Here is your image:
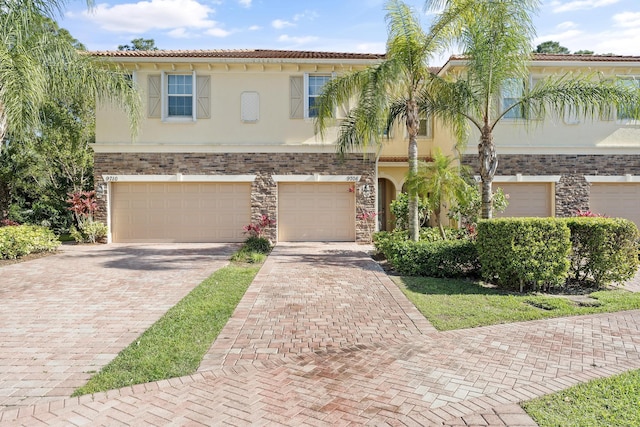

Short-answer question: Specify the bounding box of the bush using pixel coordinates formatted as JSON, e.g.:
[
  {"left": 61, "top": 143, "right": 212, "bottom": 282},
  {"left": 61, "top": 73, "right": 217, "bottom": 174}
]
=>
[
  {"left": 244, "top": 236, "right": 272, "bottom": 254},
  {"left": 0, "top": 225, "right": 60, "bottom": 259},
  {"left": 389, "top": 193, "right": 430, "bottom": 230},
  {"left": 565, "top": 217, "right": 639, "bottom": 287},
  {"left": 373, "top": 231, "right": 479, "bottom": 278},
  {"left": 70, "top": 220, "right": 108, "bottom": 244},
  {"left": 476, "top": 218, "right": 571, "bottom": 292}
]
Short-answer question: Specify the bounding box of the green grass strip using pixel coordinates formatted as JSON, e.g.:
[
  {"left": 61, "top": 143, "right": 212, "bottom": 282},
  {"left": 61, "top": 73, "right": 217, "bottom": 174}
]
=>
[
  {"left": 522, "top": 369, "right": 640, "bottom": 426},
  {"left": 393, "top": 276, "right": 640, "bottom": 331},
  {"left": 74, "top": 264, "right": 259, "bottom": 396}
]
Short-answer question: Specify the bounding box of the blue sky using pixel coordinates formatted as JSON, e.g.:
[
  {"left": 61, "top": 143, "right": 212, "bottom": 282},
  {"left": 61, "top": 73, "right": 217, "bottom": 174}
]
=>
[{"left": 61, "top": 0, "right": 640, "bottom": 64}]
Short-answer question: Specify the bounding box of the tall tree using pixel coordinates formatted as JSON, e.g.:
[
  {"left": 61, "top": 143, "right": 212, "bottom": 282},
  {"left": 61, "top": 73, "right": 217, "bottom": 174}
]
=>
[
  {"left": 535, "top": 40, "right": 569, "bottom": 54},
  {"left": 118, "top": 38, "right": 158, "bottom": 51},
  {"left": 0, "top": 0, "right": 140, "bottom": 145},
  {"left": 422, "top": 0, "right": 640, "bottom": 218},
  {"left": 315, "top": 0, "right": 465, "bottom": 241}
]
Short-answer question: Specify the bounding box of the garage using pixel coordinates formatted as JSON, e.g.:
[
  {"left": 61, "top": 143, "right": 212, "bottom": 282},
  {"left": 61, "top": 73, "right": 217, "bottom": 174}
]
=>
[
  {"left": 110, "top": 182, "right": 251, "bottom": 243},
  {"left": 278, "top": 183, "right": 355, "bottom": 241},
  {"left": 494, "top": 182, "right": 553, "bottom": 218},
  {"left": 589, "top": 184, "right": 640, "bottom": 227}
]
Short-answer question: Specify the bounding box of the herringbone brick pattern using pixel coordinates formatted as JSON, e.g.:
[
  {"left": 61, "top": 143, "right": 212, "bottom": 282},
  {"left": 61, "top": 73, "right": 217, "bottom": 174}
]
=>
[{"left": 1, "top": 243, "right": 639, "bottom": 426}]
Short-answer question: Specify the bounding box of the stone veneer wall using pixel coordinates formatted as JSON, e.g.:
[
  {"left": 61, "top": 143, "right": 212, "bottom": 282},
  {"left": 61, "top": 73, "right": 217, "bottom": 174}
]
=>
[
  {"left": 94, "top": 152, "right": 376, "bottom": 243},
  {"left": 463, "top": 154, "right": 640, "bottom": 217}
]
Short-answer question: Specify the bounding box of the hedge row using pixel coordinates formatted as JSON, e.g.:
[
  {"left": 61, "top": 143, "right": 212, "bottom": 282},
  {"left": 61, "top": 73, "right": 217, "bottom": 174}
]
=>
[
  {"left": 0, "top": 225, "right": 60, "bottom": 259},
  {"left": 375, "top": 217, "right": 639, "bottom": 291}
]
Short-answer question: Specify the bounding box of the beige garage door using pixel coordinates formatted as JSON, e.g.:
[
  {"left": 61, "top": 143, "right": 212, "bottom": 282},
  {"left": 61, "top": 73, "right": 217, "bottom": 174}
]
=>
[
  {"left": 278, "top": 183, "right": 355, "bottom": 241},
  {"left": 590, "top": 184, "right": 640, "bottom": 227},
  {"left": 111, "top": 182, "right": 250, "bottom": 243},
  {"left": 495, "top": 183, "right": 553, "bottom": 218}
]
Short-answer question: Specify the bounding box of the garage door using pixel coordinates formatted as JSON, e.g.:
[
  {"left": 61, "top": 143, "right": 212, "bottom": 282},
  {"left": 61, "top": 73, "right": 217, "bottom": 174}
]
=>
[
  {"left": 278, "top": 183, "right": 355, "bottom": 241},
  {"left": 494, "top": 183, "right": 552, "bottom": 218},
  {"left": 111, "top": 182, "right": 250, "bottom": 243},
  {"left": 590, "top": 184, "right": 640, "bottom": 227}
]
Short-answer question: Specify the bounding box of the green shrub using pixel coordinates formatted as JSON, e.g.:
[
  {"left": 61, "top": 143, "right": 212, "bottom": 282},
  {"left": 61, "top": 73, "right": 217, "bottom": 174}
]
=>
[
  {"left": 476, "top": 218, "right": 571, "bottom": 292},
  {"left": 0, "top": 225, "right": 60, "bottom": 259},
  {"left": 373, "top": 231, "right": 479, "bottom": 278},
  {"left": 70, "top": 220, "right": 108, "bottom": 244},
  {"left": 565, "top": 217, "right": 639, "bottom": 287},
  {"left": 389, "top": 193, "right": 430, "bottom": 230},
  {"left": 244, "top": 236, "right": 272, "bottom": 254}
]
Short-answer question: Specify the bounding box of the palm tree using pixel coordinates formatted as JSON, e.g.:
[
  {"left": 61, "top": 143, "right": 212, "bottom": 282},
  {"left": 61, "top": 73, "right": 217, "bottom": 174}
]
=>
[
  {"left": 407, "top": 148, "right": 468, "bottom": 239},
  {"left": 0, "top": 0, "right": 140, "bottom": 145},
  {"left": 422, "top": 0, "right": 640, "bottom": 218},
  {"left": 315, "top": 0, "right": 466, "bottom": 241}
]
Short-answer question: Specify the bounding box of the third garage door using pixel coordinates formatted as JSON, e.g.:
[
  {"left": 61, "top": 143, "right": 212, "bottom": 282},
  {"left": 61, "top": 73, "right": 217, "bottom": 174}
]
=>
[
  {"left": 494, "top": 183, "right": 553, "bottom": 218},
  {"left": 278, "top": 183, "right": 355, "bottom": 241},
  {"left": 590, "top": 183, "right": 640, "bottom": 227}
]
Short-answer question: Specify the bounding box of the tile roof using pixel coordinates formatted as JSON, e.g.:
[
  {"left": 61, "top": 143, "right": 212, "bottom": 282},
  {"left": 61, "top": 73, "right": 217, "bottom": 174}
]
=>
[
  {"left": 90, "top": 49, "right": 386, "bottom": 60},
  {"left": 448, "top": 53, "right": 640, "bottom": 63}
]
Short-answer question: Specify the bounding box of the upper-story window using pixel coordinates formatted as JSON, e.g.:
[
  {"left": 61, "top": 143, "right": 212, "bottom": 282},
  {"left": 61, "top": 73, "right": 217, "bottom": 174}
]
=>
[
  {"left": 617, "top": 77, "right": 639, "bottom": 124},
  {"left": 417, "top": 116, "right": 432, "bottom": 138},
  {"left": 147, "top": 72, "right": 210, "bottom": 122},
  {"left": 306, "top": 74, "right": 332, "bottom": 118},
  {"left": 167, "top": 74, "right": 193, "bottom": 117},
  {"left": 502, "top": 78, "right": 525, "bottom": 119}
]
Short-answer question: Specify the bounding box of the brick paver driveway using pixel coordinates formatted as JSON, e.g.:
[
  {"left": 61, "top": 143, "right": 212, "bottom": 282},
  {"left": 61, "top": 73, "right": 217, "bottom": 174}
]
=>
[
  {"left": 2, "top": 243, "right": 640, "bottom": 426},
  {"left": 0, "top": 243, "right": 236, "bottom": 410}
]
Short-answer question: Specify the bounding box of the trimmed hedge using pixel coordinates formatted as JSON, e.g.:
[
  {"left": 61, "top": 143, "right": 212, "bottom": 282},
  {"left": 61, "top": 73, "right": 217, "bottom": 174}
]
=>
[
  {"left": 0, "top": 225, "right": 60, "bottom": 259},
  {"left": 476, "top": 218, "right": 571, "bottom": 292},
  {"left": 565, "top": 217, "right": 639, "bottom": 287},
  {"left": 374, "top": 231, "right": 479, "bottom": 278}
]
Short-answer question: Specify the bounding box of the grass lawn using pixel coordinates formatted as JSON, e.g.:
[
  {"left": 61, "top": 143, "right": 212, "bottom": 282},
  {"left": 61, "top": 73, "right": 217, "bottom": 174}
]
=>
[
  {"left": 522, "top": 369, "right": 640, "bottom": 426},
  {"left": 392, "top": 276, "right": 640, "bottom": 331},
  {"left": 73, "top": 264, "right": 260, "bottom": 396}
]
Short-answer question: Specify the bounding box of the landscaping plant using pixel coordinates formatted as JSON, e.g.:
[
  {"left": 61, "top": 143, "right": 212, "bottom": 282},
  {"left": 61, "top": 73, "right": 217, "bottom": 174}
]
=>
[
  {"left": 0, "top": 225, "right": 59, "bottom": 259},
  {"left": 67, "top": 190, "right": 107, "bottom": 243}
]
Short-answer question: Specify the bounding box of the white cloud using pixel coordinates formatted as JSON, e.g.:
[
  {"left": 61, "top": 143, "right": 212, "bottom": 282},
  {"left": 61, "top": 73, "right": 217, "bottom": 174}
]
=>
[
  {"left": 278, "top": 34, "right": 318, "bottom": 45},
  {"left": 238, "top": 0, "right": 251, "bottom": 7},
  {"left": 613, "top": 11, "right": 640, "bottom": 28},
  {"left": 556, "top": 21, "right": 578, "bottom": 30},
  {"left": 167, "top": 28, "right": 189, "bottom": 38},
  {"left": 248, "top": 25, "right": 261, "bottom": 31},
  {"left": 549, "top": 0, "right": 619, "bottom": 13},
  {"left": 355, "top": 42, "right": 386, "bottom": 53},
  {"left": 272, "top": 19, "right": 294, "bottom": 29},
  {"left": 293, "top": 10, "right": 319, "bottom": 22},
  {"left": 205, "top": 27, "right": 231, "bottom": 37},
  {"left": 80, "top": 0, "right": 217, "bottom": 33}
]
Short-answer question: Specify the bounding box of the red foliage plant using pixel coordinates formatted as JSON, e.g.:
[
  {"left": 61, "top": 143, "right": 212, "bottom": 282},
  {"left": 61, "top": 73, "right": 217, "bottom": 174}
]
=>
[
  {"left": 67, "top": 190, "right": 99, "bottom": 223},
  {"left": 574, "top": 209, "right": 608, "bottom": 218},
  {"left": 243, "top": 214, "right": 276, "bottom": 238},
  {"left": 0, "top": 218, "right": 20, "bottom": 227}
]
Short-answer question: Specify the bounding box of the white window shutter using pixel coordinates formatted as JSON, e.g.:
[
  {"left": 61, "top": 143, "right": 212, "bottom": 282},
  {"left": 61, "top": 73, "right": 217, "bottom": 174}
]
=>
[
  {"left": 148, "top": 75, "right": 161, "bottom": 118},
  {"left": 196, "top": 75, "right": 210, "bottom": 119},
  {"left": 290, "top": 75, "right": 303, "bottom": 119}
]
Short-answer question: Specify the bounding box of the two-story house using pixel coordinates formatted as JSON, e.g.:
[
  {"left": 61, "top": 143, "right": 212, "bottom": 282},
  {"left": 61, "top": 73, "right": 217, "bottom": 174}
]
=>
[{"left": 93, "top": 50, "right": 640, "bottom": 244}]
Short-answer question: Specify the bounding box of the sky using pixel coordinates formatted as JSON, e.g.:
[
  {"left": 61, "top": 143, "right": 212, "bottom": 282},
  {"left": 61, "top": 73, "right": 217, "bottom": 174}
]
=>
[{"left": 59, "top": 0, "right": 640, "bottom": 65}]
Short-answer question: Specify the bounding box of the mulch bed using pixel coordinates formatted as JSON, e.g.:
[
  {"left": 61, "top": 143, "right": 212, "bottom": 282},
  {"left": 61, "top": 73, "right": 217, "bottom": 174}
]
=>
[{"left": 0, "top": 251, "right": 57, "bottom": 268}]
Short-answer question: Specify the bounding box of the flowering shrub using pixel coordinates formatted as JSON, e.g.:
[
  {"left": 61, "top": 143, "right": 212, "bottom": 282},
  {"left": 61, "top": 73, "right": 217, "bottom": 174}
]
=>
[
  {"left": 0, "top": 219, "right": 20, "bottom": 227},
  {"left": 574, "top": 210, "right": 607, "bottom": 218},
  {"left": 243, "top": 214, "right": 276, "bottom": 238},
  {"left": 357, "top": 211, "right": 377, "bottom": 220},
  {"left": 67, "top": 190, "right": 106, "bottom": 243}
]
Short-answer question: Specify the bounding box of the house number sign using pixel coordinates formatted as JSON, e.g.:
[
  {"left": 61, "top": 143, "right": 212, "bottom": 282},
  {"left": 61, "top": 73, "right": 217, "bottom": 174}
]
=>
[{"left": 103, "top": 175, "right": 119, "bottom": 182}]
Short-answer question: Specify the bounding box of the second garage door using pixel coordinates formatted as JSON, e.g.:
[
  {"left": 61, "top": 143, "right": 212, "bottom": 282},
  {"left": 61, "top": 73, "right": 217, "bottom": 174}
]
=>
[
  {"left": 278, "top": 183, "right": 355, "bottom": 241},
  {"left": 111, "top": 182, "right": 251, "bottom": 243},
  {"left": 494, "top": 183, "right": 553, "bottom": 218},
  {"left": 590, "top": 183, "right": 640, "bottom": 227}
]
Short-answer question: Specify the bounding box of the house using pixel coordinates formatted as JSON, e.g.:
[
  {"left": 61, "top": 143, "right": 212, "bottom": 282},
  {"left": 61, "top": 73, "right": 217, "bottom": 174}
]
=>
[
  {"left": 93, "top": 50, "right": 640, "bottom": 244},
  {"left": 445, "top": 54, "right": 640, "bottom": 226}
]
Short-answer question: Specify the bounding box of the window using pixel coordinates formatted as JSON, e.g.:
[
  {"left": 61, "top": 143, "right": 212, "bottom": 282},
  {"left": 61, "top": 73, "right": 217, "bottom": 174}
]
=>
[
  {"left": 167, "top": 74, "right": 193, "bottom": 117},
  {"left": 417, "top": 116, "right": 432, "bottom": 138},
  {"left": 617, "top": 77, "right": 640, "bottom": 123},
  {"left": 502, "top": 78, "right": 525, "bottom": 119},
  {"left": 306, "top": 74, "right": 331, "bottom": 118}
]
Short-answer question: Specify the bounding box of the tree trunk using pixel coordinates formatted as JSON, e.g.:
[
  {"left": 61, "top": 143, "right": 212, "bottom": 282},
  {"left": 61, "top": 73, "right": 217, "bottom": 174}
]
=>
[
  {"left": 478, "top": 126, "right": 498, "bottom": 219},
  {"left": 407, "top": 100, "right": 419, "bottom": 241}
]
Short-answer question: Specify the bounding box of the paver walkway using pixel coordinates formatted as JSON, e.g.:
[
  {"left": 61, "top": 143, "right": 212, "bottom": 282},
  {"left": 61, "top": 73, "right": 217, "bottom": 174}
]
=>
[
  {"left": 1, "top": 243, "right": 640, "bottom": 426},
  {"left": 0, "top": 244, "right": 235, "bottom": 410}
]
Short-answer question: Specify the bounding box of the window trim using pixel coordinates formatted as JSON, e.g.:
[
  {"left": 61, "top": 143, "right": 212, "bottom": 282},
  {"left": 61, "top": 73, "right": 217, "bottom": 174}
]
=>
[
  {"left": 501, "top": 77, "right": 526, "bottom": 120},
  {"left": 161, "top": 71, "right": 197, "bottom": 122}
]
